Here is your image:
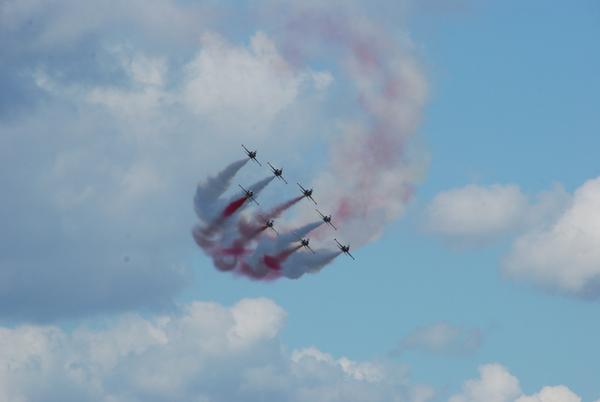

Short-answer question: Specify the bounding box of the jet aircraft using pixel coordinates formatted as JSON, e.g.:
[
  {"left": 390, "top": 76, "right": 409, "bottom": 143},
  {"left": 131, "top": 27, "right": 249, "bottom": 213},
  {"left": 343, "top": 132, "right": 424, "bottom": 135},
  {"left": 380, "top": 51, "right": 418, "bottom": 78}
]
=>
[
  {"left": 316, "top": 209, "right": 337, "bottom": 230},
  {"left": 242, "top": 144, "right": 261, "bottom": 166},
  {"left": 297, "top": 183, "right": 317, "bottom": 205},
  {"left": 300, "top": 238, "right": 315, "bottom": 254},
  {"left": 238, "top": 184, "right": 260, "bottom": 205},
  {"left": 267, "top": 162, "right": 288, "bottom": 184},
  {"left": 265, "top": 219, "right": 278, "bottom": 235},
  {"left": 334, "top": 238, "right": 355, "bottom": 260}
]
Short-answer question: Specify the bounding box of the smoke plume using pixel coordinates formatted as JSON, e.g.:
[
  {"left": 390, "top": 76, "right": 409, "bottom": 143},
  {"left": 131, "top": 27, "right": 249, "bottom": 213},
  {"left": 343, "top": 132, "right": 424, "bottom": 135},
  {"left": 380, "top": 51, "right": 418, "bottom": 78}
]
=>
[
  {"left": 193, "top": 7, "right": 426, "bottom": 278},
  {"left": 282, "top": 8, "right": 427, "bottom": 246},
  {"left": 193, "top": 163, "right": 338, "bottom": 279}
]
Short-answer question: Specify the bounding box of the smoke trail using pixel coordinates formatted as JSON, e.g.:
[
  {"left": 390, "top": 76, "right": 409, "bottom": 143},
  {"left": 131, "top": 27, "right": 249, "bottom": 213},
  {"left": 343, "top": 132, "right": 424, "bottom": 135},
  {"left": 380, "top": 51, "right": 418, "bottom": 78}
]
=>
[
  {"left": 217, "top": 196, "right": 307, "bottom": 272},
  {"left": 222, "top": 197, "right": 247, "bottom": 218},
  {"left": 193, "top": 158, "right": 337, "bottom": 280},
  {"left": 260, "top": 195, "right": 304, "bottom": 221},
  {"left": 193, "top": 6, "right": 427, "bottom": 279},
  {"left": 283, "top": 250, "right": 342, "bottom": 279},
  {"left": 276, "top": 220, "right": 323, "bottom": 246},
  {"left": 199, "top": 175, "right": 277, "bottom": 237},
  {"left": 282, "top": 8, "right": 427, "bottom": 247},
  {"left": 263, "top": 244, "right": 303, "bottom": 271},
  {"left": 240, "top": 220, "right": 325, "bottom": 278},
  {"left": 238, "top": 219, "right": 270, "bottom": 240},
  {"left": 238, "top": 195, "right": 303, "bottom": 239},
  {"left": 248, "top": 175, "right": 276, "bottom": 195},
  {"left": 194, "top": 158, "right": 249, "bottom": 222},
  {"left": 219, "top": 176, "right": 275, "bottom": 217}
]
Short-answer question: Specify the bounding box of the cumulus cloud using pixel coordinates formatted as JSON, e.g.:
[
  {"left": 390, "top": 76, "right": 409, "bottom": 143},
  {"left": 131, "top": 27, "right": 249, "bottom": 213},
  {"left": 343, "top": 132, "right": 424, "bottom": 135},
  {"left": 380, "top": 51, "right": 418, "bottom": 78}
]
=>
[
  {"left": 0, "top": 0, "right": 211, "bottom": 48},
  {"left": 424, "top": 185, "right": 529, "bottom": 244},
  {"left": 448, "top": 364, "right": 521, "bottom": 402},
  {"left": 515, "top": 385, "right": 581, "bottom": 402},
  {"left": 2, "top": 0, "right": 429, "bottom": 319},
  {"left": 423, "top": 184, "right": 570, "bottom": 246},
  {"left": 424, "top": 179, "right": 600, "bottom": 300},
  {"left": 449, "top": 364, "right": 582, "bottom": 402},
  {"left": 181, "top": 32, "right": 316, "bottom": 133},
  {"left": 393, "top": 322, "right": 482, "bottom": 357},
  {"left": 0, "top": 298, "right": 432, "bottom": 402},
  {"left": 503, "top": 176, "right": 600, "bottom": 299},
  {"left": 0, "top": 0, "right": 216, "bottom": 119},
  {"left": 0, "top": 1, "right": 333, "bottom": 320}
]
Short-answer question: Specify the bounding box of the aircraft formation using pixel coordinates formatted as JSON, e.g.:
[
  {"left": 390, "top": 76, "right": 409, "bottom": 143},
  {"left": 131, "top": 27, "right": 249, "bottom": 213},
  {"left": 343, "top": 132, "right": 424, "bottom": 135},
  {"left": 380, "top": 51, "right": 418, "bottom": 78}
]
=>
[{"left": 242, "top": 144, "right": 355, "bottom": 261}]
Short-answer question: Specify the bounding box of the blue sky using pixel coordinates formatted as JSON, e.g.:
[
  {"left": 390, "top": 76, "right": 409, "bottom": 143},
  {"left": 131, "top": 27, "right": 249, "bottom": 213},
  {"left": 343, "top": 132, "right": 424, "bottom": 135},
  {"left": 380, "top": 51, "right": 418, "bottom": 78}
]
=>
[{"left": 1, "top": 1, "right": 599, "bottom": 401}]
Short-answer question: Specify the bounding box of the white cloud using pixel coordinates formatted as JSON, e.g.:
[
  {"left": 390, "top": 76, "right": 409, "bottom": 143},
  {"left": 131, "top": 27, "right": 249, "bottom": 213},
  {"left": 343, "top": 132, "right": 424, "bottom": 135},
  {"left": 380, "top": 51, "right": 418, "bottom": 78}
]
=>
[
  {"left": 503, "top": 177, "right": 600, "bottom": 298},
  {"left": 423, "top": 183, "right": 571, "bottom": 246},
  {"left": 292, "top": 347, "right": 386, "bottom": 383},
  {"left": 0, "top": 298, "right": 431, "bottom": 402},
  {"left": 181, "top": 32, "right": 311, "bottom": 134},
  {"left": 449, "top": 364, "right": 582, "bottom": 402},
  {"left": 310, "top": 71, "right": 334, "bottom": 90},
  {"left": 423, "top": 179, "right": 600, "bottom": 299},
  {"left": 515, "top": 385, "right": 581, "bottom": 402},
  {"left": 0, "top": 21, "right": 333, "bottom": 320},
  {"left": 80, "top": 31, "right": 311, "bottom": 131},
  {"left": 124, "top": 53, "right": 167, "bottom": 87},
  {"left": 1, "top": 0, "right": 432, "bottom": 319},
  {"left": 38, "top": 30, "right": 330, "bottom": 144},
  {"left": 423, "top": 184, "right": 529, "bottom": 244},
  {"left": 395, "top": 322, "right": 482, "bottom": 356},
  {"left": 227, "top": 298, "right": 286, "bottom": 346},
  {"left": 448, "top": 364, "right": 521, "bottom": 402},
  {"left": 0, "top": 0, "right": 213, "bottom": 49}
]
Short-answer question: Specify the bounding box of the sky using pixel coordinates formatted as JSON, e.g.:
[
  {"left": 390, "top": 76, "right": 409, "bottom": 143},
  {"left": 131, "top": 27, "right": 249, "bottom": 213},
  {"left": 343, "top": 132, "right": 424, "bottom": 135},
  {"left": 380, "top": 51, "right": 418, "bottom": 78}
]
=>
[{"left": 1, "top": 0, "right": 599, "bottom": 401}]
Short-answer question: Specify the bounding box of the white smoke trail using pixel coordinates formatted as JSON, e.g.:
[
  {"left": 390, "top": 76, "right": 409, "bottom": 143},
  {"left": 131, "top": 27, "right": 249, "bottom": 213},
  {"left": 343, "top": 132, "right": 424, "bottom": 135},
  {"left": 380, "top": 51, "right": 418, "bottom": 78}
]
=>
[
  {"left": 283, "top": 250, "right": 341, "bottom": 279},
  {"left": 194, "top": 158, "right": 249, "bottom": 222}
]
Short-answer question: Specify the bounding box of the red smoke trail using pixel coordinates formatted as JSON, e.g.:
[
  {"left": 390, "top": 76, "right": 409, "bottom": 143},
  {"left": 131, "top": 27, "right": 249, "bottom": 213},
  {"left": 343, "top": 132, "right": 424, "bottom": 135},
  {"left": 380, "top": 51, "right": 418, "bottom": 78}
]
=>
[
  {"left": 260, "top": 195, "right": 304, "bottom": 221},
  {"left": 197, "top": 196, "right": 250, "bottom": 239},
  {"left": 237, "top": 261, "right": 282, "bottom": 281},
  {"left": 263, "top": 244, "right": 303, "bottom": 271},
  {"left": 238, "top": 219, "right": 267, "bottom": 239},
  {"left": 238, "top": 195, "right": 303, "bottom": 239},
  {"left": 279, "top": 9, "right": 426, "bottom": 246},
  {"left": 218, "top": 241, "right": 249, "bottom": 257},
  {"left": 222, "top": 196, "right": 247, "bottom": 218}
]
